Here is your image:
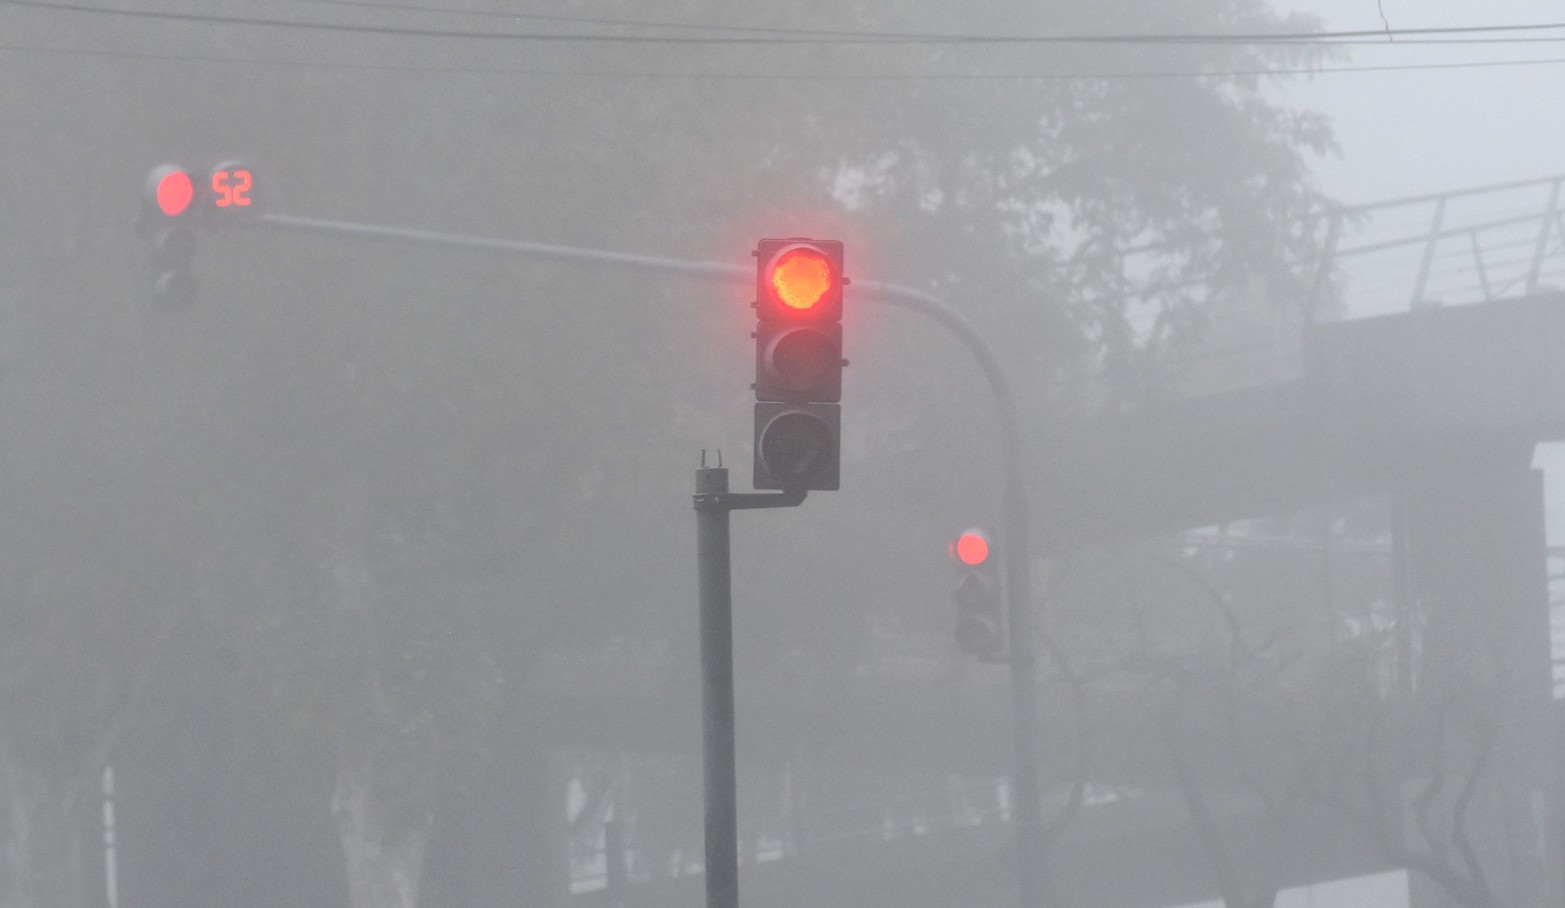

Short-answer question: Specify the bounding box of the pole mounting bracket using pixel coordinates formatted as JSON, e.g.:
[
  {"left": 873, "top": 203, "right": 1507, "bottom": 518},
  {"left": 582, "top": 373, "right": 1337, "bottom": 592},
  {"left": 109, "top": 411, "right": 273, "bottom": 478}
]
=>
[{"left": 693, "top": 489, "right": 807, "bottom": 512}]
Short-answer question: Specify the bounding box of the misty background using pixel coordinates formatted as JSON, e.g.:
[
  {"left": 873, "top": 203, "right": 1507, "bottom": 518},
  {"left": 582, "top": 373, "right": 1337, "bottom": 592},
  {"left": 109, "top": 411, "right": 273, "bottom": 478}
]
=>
[{"left": 0, "top": 0, "right": 1562, "bottom": 907}]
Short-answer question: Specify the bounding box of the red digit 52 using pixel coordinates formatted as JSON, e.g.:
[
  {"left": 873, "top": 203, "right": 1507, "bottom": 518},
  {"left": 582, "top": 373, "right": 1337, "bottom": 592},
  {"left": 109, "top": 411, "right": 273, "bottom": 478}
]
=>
[{"left": 212, "top": 170, "right": 253, "bottom": 208}]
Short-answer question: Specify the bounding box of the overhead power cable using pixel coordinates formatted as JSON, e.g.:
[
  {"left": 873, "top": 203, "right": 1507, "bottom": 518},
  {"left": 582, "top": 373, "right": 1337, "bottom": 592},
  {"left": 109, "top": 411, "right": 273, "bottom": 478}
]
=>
[
  {"left": 5, "top": 38, "right": 1565, "bottom": 79},
  {"left": 294, "top": 0, "right": 888, "bottom": 37},
  {"left": 3, "top": 0, "right": 1565, "bottom": 46},
  {"left": 288, "top": 0, "right": 1565, "bottom": 46}
]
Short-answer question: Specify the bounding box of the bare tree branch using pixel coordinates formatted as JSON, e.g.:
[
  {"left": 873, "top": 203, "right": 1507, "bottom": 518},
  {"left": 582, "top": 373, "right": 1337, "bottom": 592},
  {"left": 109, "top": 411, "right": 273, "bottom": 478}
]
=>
[{"left": 1450, "top": 714, "right": 1499, "bottom": 906}]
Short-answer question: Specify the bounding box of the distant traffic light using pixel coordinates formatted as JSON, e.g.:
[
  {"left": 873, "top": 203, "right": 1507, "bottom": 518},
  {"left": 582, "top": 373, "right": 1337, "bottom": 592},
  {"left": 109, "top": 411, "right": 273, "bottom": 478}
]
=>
[
  {"left": 136, "top": 159, "right": 261, "bottom": 309},
  {"left": 140, "top": 165, "right": 198, "bottom": 310},
  {"left": 752, "top": 238, "right": 846, "bottom": 491},
  {"left": 950, "top": 529, "right": 1004, "bottom": 660}
]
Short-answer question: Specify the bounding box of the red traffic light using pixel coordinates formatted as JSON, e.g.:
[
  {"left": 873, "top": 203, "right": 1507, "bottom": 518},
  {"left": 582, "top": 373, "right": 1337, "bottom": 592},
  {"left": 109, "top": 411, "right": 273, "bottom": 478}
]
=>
[
  {"left": 950, "top": 528, "right": 1002, "bottom": 659},
  {"left": 150, "top": 166, "right": 194, "bottom": 218},
  {"left": 951, "top": 531, "right": 990, "bottom": 566},
  {"left": 753, "top": 238, "right": 846, "bottom": 404},
  {"left": 752, "top": 238, "right": 845, "bottom": 492},
  {"left": 769, "top": 247, "right": 834, "bottom": 311},
  {"left": 756, "top": 239, "right": 844, "bottom": 321}
]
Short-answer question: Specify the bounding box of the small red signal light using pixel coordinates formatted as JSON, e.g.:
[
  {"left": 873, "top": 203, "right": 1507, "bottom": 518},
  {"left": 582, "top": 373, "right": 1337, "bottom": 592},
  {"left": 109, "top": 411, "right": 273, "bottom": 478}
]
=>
[
  {"left": 950, "top": 528, "right": 1002, "bottom": 659},
  {"left": 952, "top": 531, "right": 990, "bottom": 566},
  {"left": 155, "top": 168, "right": 194, "bottom": 218},
  {"left": 768, "top": 247, "right": 834, "bottom": 311}
]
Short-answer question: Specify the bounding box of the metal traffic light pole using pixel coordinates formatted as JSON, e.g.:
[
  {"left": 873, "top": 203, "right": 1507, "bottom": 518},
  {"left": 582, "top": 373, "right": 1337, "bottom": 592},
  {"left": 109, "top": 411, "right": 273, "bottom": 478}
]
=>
[
  {"left": 692, "top": 463, "right": 805, "bottom": 908},
  {"left": 235, "top": 212, "right": 1051, "bottom": 908},
  {"left": 857, "top": 280, "right": 1049, "bottom": 907}
]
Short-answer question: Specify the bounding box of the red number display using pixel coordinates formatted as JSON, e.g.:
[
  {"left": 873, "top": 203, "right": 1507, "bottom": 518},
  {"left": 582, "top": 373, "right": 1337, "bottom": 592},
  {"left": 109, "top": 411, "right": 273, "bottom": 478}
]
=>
[{"left": 211, "top": 169, "right": 253, "bottom": 208}]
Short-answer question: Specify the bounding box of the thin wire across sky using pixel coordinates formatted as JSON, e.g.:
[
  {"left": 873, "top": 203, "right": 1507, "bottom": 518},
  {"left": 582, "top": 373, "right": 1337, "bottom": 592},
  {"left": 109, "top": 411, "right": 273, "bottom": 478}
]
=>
[
  {"left": 3, "top": 0, "right": 1565, "bottom": 80},
  {"left": 3, "top": 0, "right": 1565, "bottom": 45}
]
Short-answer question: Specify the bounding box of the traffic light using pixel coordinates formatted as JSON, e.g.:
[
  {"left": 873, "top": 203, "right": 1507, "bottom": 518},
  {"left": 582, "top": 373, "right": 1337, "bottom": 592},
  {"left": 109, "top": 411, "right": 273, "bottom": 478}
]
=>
[
  {"left": 752, "top": 238, "right": 846, "bottom": 491},
  {"left": 950, "top": 529, "right": 1005, "bottom": 660},
  {"left": 140, "top": 164, "right": 198, "bottom": 310}
]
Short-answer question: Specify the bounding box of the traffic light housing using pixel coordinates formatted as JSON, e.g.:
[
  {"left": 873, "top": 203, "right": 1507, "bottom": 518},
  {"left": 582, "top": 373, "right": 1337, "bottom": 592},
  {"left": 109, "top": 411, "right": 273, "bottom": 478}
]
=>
[
  {"left": 140, "top": 165, "right": 198, "bottom": 310},
  {"left": 752, "top": 238, "right": 846, "bottom": 491},
  {"left": 950, "top": 529, "right": 1005, "bottom": 660}
]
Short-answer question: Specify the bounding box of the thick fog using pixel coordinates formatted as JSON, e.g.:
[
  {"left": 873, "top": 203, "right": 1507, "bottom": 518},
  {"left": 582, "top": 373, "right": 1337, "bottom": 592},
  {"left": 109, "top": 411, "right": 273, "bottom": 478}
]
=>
[{"left": 1, "top": 1, "right": 1562, "bottom": 907}]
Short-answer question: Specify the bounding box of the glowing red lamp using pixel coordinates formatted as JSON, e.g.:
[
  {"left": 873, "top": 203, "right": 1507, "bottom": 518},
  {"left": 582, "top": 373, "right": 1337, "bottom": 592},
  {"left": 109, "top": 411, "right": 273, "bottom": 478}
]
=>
[
  {"left": 769, "top": 247, "right": 835, "bottom": 311},
  {"left": 152, "top": 167, "right": 194, "bottom": 218},
  {"left": 952, "top": 531, "right": 990, "bottom": 567}
]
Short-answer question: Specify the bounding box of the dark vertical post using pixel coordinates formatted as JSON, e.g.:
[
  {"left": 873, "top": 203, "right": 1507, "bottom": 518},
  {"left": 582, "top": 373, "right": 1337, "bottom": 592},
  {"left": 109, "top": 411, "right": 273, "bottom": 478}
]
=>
[
  {"left": 605, "top": 801, "right": 627, "bottom": 907},
  {"left": 1402, "top": 448, "right": 1557, "bottom": 908},
  {"left": 1411, "top": 195, "right": 1446, "bottom": 308},
  {"left": 999, "top": 426, "right": 1047, "bottom": 906},
  {"left": 1525, "top": 177, "right": 1560, "bottom": 295},
  {"left": 695, "top": 466, "right": 739, "bottom": 908}
]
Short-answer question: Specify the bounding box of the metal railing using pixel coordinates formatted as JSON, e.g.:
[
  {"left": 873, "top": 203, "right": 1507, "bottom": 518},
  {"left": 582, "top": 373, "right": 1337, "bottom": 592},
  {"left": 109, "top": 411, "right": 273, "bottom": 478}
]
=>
[
  {"left": 1308, "top": 174, "right": 1565, "bottom": 322},
  {"left": 1074, "top": 175, "right": 1565, "bottom": 401}
]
